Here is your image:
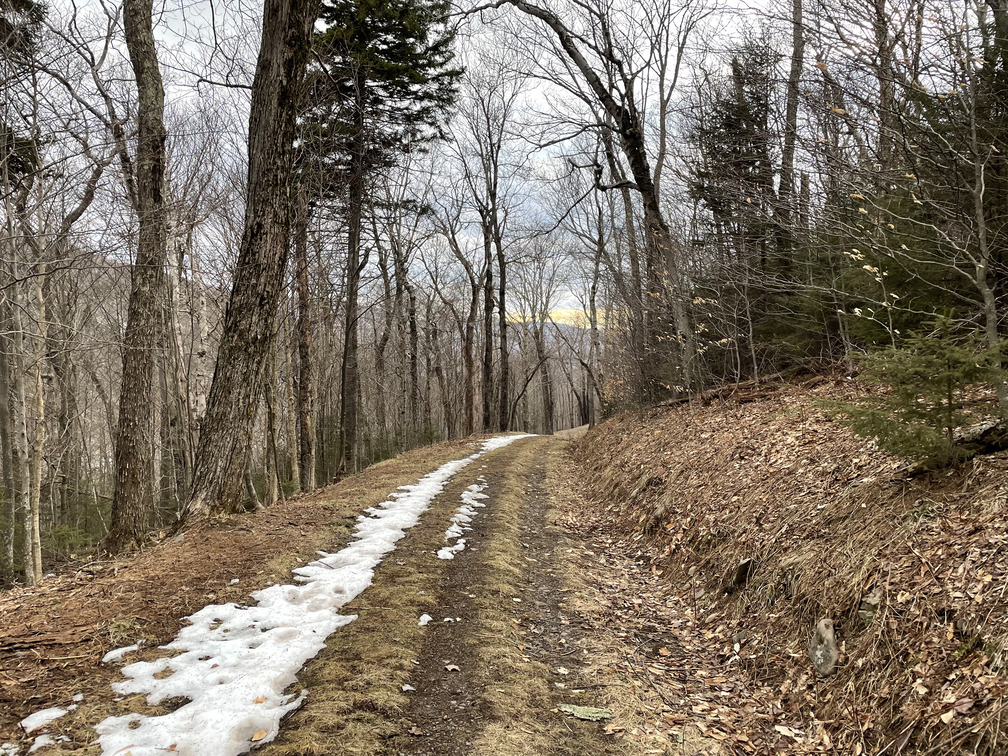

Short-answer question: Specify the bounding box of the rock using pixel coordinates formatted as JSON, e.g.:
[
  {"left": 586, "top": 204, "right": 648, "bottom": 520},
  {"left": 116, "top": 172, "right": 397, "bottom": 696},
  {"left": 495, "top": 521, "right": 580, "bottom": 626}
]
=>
[
  {"left": 809, "top": 618, "right": 839, "bottom": 676},
  {"left": 733, "top": 558, "right": 754, "bottom": 586}
]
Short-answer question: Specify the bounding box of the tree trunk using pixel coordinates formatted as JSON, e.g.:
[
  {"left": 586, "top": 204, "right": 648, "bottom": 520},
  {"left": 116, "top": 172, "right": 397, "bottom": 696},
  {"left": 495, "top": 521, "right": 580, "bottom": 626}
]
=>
[
  {"left": 8, "top": 260, "right": 32, "bottom": 583},
  {"left": 185, "top": 0, "right": 319, "bottom": 518},
  {"left": 495, "top": 236, "right": 509, "bottom": 431},
  {"left": 163, "top": 232, "right": 193, "bottom": 507},
  {"left": 534, "top": 325, "right": 554, "bottom": 434},
  {"left": 776, "top": 0, "right": 803, "bottom": 262},
  {"left": 283, "top": 286, "right": 300, "bottom": 485},
  {"left": 375, "top": 245, "right": 393, "bottom": 436},
  {"left": 293, "top": 184, "right": 315, "bottom": 490},
  {"left": 406, "top": 283, "right": 420, "bottom": 430},
  {"left": 107, "top": 0, "right": 168, "bottom": 552},
  {"left": 27, "top": 267, "right": 45, "bottom": 579},
  {"left": 481, "top": 227, "right": 494, "bottom": 431},
  {"left": 463, "top": 280, "right": 479, "bottom": 436},
  {"left": 0, "top": 323, "right": 14, "bottom": 576},
  {"left": 265, "top": 344, "right": 280, "bottom": 506},
  {"left": 338, "top": 128, "right": 364, "bottom": 475},
  {"left": 588, "top": 241, "right": 603, "bottom": 426},
  {"left": 431, "top": 320, "right": 454, "bottom": 439},
  {"left": 188, "top": 237, "right": 210, "bottom": 441}
]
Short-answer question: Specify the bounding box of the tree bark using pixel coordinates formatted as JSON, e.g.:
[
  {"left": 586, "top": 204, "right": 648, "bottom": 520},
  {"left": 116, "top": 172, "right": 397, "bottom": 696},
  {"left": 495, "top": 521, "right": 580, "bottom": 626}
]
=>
[
  {"left": 293, "top": 184, "right": 315, "bottom": 490},
  {"left": 27, "top": 266, "right": 45, "bottom": 579},
  {"left": 338, "top": 129, "right": 364, "bottom": 475},
  {"left": 776, "top": 0, "right": 803, "bottom": 262},
  {"left": 188, "top": 237, "right": 210, "bottom": 441},
  {"left": 107, "top": 0, "right": 168, "bottom": 552},
  {"left": 0, "top": 322, "right": 13, "bottom": 575},
  {"left": 185, "top": 0, "right": 319, "bottom": 518},
  {"left": 283, "top": 288, "right": 300, "bottom": 486},
  {"left": 534, "top": 324, "right": 554, "bottom": 434},
  {"left": 7, "top": 256, "right": 32, "bottom": 583},
  {"left": 265, "top": 344, "right": 280, "bottom": 506},
  {"left": 481, "top": 223, "right": 494, "bottom": 431},
  {"left": 496, "top": 235, "right": 509, "bottom": 431}
]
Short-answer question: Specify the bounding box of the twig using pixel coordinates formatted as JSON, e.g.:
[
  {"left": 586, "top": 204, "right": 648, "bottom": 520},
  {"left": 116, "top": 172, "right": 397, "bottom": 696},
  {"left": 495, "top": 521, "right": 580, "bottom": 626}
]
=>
[{"left": 920, "top": 699, "right": 1008, "bottom": 756}]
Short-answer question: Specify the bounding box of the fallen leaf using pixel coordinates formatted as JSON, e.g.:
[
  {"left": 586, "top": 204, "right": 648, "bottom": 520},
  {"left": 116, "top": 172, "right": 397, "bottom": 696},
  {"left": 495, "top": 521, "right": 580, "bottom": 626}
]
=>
[
  {"left": 253, "top": 696, "right": 267, "bottom": 704},
  {"left": 940, "top": 710, "right": 955, "bottom": 724},
  {"left": 954, "top": 698, "right": 974, "bottom": 714},
  {"left": 445, "top": 664, "right": 460, "bottom": 672},
  {"left": 251, "top": 729, "right": 268, "bottom": 742}
]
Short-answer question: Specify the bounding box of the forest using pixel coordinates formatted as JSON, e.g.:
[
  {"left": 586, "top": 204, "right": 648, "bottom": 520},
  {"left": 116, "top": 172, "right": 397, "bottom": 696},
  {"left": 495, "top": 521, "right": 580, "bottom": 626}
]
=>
[{"left": 1, "top": 0, "right": 1006, "bottom": 586}]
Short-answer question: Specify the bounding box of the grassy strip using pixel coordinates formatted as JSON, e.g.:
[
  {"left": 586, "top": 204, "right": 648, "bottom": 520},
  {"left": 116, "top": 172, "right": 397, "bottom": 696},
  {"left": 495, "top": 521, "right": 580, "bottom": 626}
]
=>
[
  {"left": 262, "top": 450, "right": 487, "bottom": 755},
  {"left": 468, "top": 437, "right": 624, "bottom": 756}
]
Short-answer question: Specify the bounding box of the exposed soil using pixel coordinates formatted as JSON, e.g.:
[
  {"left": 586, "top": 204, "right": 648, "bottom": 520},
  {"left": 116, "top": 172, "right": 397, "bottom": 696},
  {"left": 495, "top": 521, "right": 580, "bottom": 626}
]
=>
[
  {"left": 391, "top": 438, "right": 624, "bottom": 756},
  {"left": 395, "top": 461, "right": 495, "bottom": 756}
]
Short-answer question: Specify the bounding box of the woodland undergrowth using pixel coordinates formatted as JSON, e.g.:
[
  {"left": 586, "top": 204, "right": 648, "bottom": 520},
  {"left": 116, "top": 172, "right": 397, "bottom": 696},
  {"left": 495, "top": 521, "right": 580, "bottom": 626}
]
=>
[{"left": 574, "top": 376, "right": 1008, "bottom": 754}]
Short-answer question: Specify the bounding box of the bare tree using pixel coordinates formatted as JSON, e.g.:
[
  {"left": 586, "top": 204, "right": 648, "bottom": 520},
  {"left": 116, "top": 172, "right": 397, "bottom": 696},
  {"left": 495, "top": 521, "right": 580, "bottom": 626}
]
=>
[{"left": 185, "top": 0, "right": 320, "bottom": 518}]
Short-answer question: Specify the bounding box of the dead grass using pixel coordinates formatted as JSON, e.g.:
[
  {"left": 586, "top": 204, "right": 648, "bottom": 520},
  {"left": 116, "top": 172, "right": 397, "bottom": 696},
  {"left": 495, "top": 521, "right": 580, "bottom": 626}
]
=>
[
  {"left": 260, "top": 455, "right": 487, "bottom": 756},
  {"left": 469, "top": 437, "right": 626, "bottom": 756},
  {"left": 0, "top": 438, "right": 475, "bottom": 752},
  {"left": 573, "top": 376, "right": 1008, "bottom": 754}
]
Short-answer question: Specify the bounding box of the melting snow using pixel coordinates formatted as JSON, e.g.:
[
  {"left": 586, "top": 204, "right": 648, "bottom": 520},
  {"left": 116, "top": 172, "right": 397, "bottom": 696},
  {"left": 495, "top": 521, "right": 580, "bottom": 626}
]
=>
[
  {"left": 92, "top": 433, "right": 532, "bottom": 756},
  {"left": 19, "top": 708, "right": 66, "bottom": 734},
  {"left": 436, "top": 477, "right": 489, "bottom": 560},
  {"left": 101, "top": 644, "right": 139, "bottom": 664},
  {"left": 418, "top": 613, "right": 433, "bottom": 626},
  {"left": 28, "top": 735, "right": 66, "bottom": 754}
]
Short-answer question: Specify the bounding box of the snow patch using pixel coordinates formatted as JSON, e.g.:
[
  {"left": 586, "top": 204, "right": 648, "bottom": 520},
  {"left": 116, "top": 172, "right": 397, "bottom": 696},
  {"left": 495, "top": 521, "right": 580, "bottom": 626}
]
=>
[
  {"left": 28, "top": 735, "right": 66, "bottom": 754},
  {"left": 19, "top": 708, "right": 66, "bottom": 734},
  {"left": 418, "top": 614, "right": 432, "bottom": 626},
  {"left": 101, "top": 644, "right": 139, "bottom": 664},
  {"left": 93, "top": 433, "right": 533, "bottom": 756},
  {"left": 1, "top": 743, "right": 20, "bottom": 756},
  {"left": 436, "top": 477, "right": 491, "bottom": 560}
]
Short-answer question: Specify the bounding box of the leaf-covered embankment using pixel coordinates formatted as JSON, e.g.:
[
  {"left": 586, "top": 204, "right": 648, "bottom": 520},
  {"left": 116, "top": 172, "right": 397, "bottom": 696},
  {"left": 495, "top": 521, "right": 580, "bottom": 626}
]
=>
[{"left": 574, "top": 377, "right": 1008, "bottom": 754}]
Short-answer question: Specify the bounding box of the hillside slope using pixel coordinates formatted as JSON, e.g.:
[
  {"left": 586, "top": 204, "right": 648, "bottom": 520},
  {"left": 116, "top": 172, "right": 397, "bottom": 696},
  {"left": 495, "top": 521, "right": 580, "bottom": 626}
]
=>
[{"left": 573, "top": 377, "right": 1008, "bottom": 754}]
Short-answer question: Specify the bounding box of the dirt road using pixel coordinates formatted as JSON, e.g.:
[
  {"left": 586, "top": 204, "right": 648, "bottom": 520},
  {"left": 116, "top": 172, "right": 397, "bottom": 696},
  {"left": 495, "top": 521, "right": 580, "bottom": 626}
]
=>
[
  {"left": 2, "top": 435, "right": 728, "bottom": 755},
  {"left": 264, "top": 434, "right": 628, "bottom": 756}
]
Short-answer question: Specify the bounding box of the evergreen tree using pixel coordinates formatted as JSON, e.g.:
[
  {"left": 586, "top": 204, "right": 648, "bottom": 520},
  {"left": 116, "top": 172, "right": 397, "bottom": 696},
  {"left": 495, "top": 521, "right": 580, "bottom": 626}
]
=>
[
  {"left": 689, "top": 41, "right": 778, "bottom": 266},
  {"left": 0, "top": 0, "right": 45, "bottom": 182},
  {"left": 835, "top": 318, "right": 1003, "bottom": 467},
  {"left": 305, "top": 0, "right": 460, "bottom": 473}
]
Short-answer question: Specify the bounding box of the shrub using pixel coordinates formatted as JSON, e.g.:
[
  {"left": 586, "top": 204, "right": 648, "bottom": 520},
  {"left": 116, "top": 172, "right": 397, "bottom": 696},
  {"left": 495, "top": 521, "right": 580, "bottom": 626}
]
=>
[{"left": 834, "top": 318, "right": 1003, "bottom": 467}]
